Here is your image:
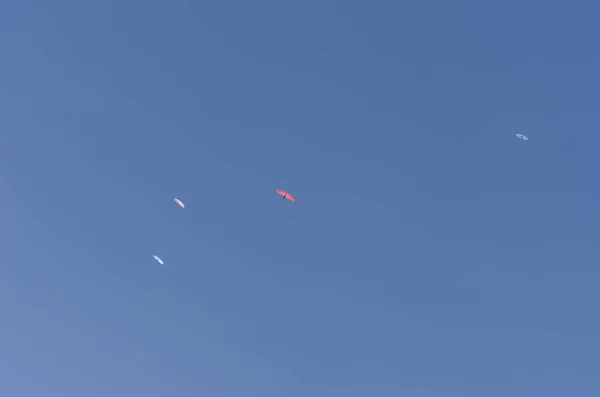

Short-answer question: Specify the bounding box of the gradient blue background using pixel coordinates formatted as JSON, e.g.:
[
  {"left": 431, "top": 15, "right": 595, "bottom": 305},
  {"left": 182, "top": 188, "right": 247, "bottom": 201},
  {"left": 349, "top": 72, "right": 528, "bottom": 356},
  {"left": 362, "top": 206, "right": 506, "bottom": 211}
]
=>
[{"left": 1, "top": 1, "right": 599, "bottom": 396}]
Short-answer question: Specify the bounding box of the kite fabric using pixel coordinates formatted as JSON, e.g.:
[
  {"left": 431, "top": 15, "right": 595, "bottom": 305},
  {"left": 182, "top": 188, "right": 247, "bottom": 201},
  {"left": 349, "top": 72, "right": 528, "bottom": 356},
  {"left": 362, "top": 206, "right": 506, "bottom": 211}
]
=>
[
  {"left": 276, "top": 189, "right": 296, "bottom": 202},
  {"left": 174, "top": 198, "right": 185, "bottom": 208},
  {"left": 153, "top": 255, "right": 164, "bottom": 265}
]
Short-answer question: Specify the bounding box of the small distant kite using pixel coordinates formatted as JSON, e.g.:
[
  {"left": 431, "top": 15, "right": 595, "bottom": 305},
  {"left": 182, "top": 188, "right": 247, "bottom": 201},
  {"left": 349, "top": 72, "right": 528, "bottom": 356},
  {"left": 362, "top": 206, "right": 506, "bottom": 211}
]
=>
[
  {"left": 516, "top": 133, "right": 528, "bottom": 141},
  {"left": 174, "top": 198, "right": 185, "bottom": 208},
  {"left": 153, "top": 255, "right": 164, "bottom": 266},
  {"left": 276, "top": 189, "right": 295, "bottom": 202}
]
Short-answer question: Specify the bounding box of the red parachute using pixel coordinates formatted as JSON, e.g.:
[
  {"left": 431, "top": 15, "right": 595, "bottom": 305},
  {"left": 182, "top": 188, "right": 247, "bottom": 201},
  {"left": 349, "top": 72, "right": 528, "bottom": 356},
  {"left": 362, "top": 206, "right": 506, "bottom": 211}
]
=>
[{"left": 276, "top": 189, "right": 295, "bottom": 202}]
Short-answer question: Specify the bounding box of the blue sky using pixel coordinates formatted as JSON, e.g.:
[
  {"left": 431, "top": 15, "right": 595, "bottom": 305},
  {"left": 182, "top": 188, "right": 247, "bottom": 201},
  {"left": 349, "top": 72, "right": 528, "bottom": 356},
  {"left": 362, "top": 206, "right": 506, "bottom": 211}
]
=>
[{"left": 1, "top": 1, "right": 599, "bottom": 396}]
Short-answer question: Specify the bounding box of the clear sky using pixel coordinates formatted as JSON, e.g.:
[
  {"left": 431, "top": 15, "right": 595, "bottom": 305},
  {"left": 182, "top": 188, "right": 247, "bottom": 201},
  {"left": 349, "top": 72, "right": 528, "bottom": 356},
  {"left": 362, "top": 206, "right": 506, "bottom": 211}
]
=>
[{"left": 1, "top": 1, "right": 599, "bottom": 396}]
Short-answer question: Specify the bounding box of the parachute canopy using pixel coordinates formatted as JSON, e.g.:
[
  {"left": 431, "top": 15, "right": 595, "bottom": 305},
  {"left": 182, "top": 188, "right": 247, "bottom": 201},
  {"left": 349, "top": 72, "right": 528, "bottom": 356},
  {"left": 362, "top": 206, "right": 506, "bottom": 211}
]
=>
[
  {"left": 153, "top": 255, "right": 164, "bottom": 265},
  {"left": 276, "top": 189, "right": 296, "bottom": 202},
  {"left": 174, "top": 198, "right": 185, "bottom": 208},
  {"left": 516, "top": 133, "right": 528, "bottom": 141}
]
